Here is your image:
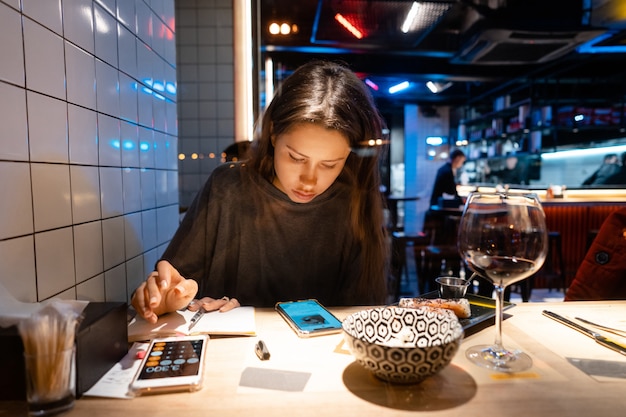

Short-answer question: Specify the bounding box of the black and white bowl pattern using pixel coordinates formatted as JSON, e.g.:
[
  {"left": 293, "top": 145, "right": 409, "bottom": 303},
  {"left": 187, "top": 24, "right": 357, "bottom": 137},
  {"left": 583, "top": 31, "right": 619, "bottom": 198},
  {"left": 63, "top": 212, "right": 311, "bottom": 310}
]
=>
[{"left": 342, "top": 306, "right": 464, "bottom": 384}]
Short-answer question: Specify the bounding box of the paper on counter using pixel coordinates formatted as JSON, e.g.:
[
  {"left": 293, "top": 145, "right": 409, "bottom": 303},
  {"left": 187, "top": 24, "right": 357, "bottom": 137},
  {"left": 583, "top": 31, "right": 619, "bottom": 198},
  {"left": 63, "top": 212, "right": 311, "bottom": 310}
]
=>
[
  {"left": 82, "top": 342, "right": 148, "bottom": 399},
  {"left": 236, "top": 334, "right": 355, "bottom": 394},
  {"left": 0, "top": 282, "right": 88, "bottom": 328}
]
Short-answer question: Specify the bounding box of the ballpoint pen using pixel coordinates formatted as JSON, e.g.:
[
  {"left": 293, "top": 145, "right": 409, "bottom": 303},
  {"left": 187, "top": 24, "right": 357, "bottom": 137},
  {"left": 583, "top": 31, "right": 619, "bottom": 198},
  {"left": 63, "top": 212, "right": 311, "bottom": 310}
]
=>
[{"left": 188, "top": 307, "right": 207, "bottom": 331}]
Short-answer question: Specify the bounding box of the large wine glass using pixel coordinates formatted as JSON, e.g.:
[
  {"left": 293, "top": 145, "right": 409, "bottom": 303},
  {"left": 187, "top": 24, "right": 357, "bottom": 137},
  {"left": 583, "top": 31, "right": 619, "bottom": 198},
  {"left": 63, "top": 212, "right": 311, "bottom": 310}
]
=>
[{"left": 457, "top": 192, "right": 548, "bottom": 372}]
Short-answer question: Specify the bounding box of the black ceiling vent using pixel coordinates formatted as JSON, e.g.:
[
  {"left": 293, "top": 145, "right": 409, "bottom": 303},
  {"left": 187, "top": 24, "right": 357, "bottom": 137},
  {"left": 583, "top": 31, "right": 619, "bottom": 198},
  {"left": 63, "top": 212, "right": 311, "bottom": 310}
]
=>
[{"left": 451, "top": 28, "right": 605, "bottom": 65}]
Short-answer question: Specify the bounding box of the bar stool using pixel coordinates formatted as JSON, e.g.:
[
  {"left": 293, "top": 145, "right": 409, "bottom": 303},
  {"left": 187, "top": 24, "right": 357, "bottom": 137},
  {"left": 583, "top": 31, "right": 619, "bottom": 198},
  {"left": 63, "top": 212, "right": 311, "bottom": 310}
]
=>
[
  {"left": 546, "top": 231, "right": 566, "bottom": 292},
  {"left": 512, "top": 231, "right": 565, "bottom": 301},
  {"left": 414, "top": 244, "right": 462, "bottom": 295},
  {"left": 411, "top": 210, "right": 463, "bottom": 295},
  {"left": 531, "top": 231, "right": 566, "bottom": 295},
  {"left": 390, "top": 231, "right": 431, "bottom": 299}
]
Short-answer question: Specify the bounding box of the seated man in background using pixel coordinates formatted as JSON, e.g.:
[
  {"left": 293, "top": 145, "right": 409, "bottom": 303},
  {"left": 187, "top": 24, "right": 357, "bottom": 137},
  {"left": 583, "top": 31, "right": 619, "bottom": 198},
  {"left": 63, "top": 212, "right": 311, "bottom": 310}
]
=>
[
  {"left": 582, "top": 153, "right": 620, "bottom": 186},
  {"left": 603, "top": 152, "right": 626, "bottom": 185},
  {"left": 565, "top": 207, "right": 626, "bottom": 301}
]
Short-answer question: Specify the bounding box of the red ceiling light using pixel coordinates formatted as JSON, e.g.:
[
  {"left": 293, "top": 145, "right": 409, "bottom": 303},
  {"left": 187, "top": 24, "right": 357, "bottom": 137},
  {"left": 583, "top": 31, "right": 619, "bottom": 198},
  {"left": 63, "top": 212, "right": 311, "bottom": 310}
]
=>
[{"left": 334, "top": 13, "right": 363, "bottom": 39}]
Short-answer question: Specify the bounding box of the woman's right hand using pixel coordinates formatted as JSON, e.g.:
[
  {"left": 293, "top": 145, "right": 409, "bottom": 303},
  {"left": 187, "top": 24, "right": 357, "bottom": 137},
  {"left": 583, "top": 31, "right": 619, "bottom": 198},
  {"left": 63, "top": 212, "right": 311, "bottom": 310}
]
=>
[{"left": 131, "top": 260, "right": 198, "bottom": 324}]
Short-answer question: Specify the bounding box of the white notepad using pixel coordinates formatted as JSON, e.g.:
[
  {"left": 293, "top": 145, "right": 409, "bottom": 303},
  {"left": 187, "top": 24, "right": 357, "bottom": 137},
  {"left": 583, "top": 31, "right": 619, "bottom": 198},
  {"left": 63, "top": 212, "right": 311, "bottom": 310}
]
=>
[{"left": 127, "top": 306, "right": 256, "bottom": 342}]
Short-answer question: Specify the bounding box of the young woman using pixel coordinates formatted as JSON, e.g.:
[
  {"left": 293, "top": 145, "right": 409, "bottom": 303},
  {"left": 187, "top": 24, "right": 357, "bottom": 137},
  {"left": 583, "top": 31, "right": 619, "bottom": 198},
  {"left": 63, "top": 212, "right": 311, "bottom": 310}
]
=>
[{"left": 132, "top": 61, "right": 389, "bottom": 323}]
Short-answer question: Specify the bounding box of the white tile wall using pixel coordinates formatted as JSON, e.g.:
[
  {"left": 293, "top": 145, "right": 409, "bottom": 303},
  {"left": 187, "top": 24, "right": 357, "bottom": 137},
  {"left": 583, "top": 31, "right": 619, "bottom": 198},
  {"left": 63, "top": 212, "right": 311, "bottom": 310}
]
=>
[
  {"left": 100, "top": 166, "right": 124, "bottom": 217},
  {"left": 105, "top": 265, "right": 127, "bottom": 303},
  {"left": 95, "top": 59, "right": 121, "bottom": 118},
  {"left": 65, "top": 41, "right": 97, "bottom": 109},
  {"left": 76, "top": 274, "right": 105, "bottom": 302},
  {"left": 27, "top": 92, "right": 69, "bottom": 163},
  {"left": 63, "top": 0, "right": 95, "bottom": 55},
  {"left": 0, "top": 0, "right": 178, "bottom": 303},
  {"left": 141, "top": 209, "right": 158, "bottom": 253},
  {"left": 34, "top": 227, "right": 76, "bottom": 299},
  {"left": 94, "top": 3, "right": 119, "bottom": 66},
  {"left": 102, "top": 215, "right": 125, "bottom": 270},
  {"left": 176, "top": 0, "right": 235, "bottom": 207},
  {"left": 70, "top": 165, "right": 101, "bottom": 223},
  {"left": 123, "top": 167, "right": 142, "bottom": 213},
  {"left": 23, "top": 17, "right": 66, "bottom": 100},
  {"left": 0, "top": 236, "right": 37, "bottom": 302},
  {"left": 0, "top": 3, "right": 25, "bottom": 86},
  {"left": 68, "top": 104, "right": 99, "bottom": 165},
  {"left": 22, "top": 0, "right": 63, "bottom": 35},
  {"left": 124, "top": 212, "right": 143, "bottom": 259},
  {"left": 98, "top": 113, "right": 122, "bottom": 166},
  {"left": 0, "top": 82, "right": 28, "bottom": 161},
  {"left": 0, "top": 162, "right": 33, "bottom": 240},
  {"left": 74, "top": 221, "right": 104, "bottom": 282},
  {"left": 121, "top": 120, "right": 140, "bottom": 166},
  {"left": 31, "top": 163, "right": 73, "bottom": 232}
]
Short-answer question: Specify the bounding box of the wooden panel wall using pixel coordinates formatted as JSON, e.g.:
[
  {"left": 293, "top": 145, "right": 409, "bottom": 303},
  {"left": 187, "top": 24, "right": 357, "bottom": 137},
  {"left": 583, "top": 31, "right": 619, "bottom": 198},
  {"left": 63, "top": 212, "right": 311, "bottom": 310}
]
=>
[{"left": 541, "top": 203, "right": 626, "bottom": 288}]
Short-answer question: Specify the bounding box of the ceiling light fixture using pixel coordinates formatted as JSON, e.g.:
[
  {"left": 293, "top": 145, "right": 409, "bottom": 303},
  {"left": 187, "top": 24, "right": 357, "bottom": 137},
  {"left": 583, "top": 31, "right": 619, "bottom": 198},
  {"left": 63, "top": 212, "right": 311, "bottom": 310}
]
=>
[
  {"left": 269, "top": 22, "right": 280, "bottom": 35},
  {"left": 334, "top": 13, "right": 363, "bottom": 39},
  {"left": 364, "top": 78, "right": 379, "bottom": 91},
  {"left": 389, "top": 81, "right": 410, "bottom": 94},
  {"left": 268, "top": 22, "right": 295, "bottom": 36},
  {"left": 401, "top": 2, "right": 421, "bottom": 33},
  {"left": 426, "top": 81, "right": 452, "bottom": 93}
]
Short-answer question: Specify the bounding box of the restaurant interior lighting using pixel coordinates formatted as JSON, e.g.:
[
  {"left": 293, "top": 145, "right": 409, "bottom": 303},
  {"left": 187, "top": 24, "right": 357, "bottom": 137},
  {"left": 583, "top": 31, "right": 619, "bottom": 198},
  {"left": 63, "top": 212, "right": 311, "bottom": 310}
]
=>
[
  {"left": 389, "top": 81, "right": 410, "bottom": 94},
  {"left": 334, "top": 13, "right": 363, "bottom": 39},
  {"left": 541, "top": 144, "right": 626, "bottom": 160},
  {"left": 268, "top": 21, "right": 296, "bottom": 36},
  {"left": 269, "top": 22, "right": 280, "bottom": 35},
  {"left": 401, "top": 2, "right": 420, "bottom": 33},
  {"left": 578, "top": 31, "right": 626, "bottom": 54},
  {"left": 426, "top": 81, "right": 453, "bottom": 94},
  {"left": 364, "top": 78, "right": 379, "bottom": 90},
  {"left": 426, "top": 136, "right": 444, "bottom": 146}
]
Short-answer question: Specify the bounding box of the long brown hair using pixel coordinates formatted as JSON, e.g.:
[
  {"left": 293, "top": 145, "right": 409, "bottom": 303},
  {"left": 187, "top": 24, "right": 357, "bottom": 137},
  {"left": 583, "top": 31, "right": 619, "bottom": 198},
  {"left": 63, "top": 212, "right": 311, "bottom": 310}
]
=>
[{"left": 249, "top": 60, "right": 389, "bottom": 304}]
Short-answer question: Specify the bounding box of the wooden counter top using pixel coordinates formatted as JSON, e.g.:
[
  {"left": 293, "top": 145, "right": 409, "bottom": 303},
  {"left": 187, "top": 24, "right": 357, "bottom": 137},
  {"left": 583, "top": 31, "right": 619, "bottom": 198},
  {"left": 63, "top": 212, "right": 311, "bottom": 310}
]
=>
[
  {"left": 457, "top": 185, "right": 626, "bottom": 204},
  {"left": 4, "top": 302, "right": 625, "bottom": 417}
]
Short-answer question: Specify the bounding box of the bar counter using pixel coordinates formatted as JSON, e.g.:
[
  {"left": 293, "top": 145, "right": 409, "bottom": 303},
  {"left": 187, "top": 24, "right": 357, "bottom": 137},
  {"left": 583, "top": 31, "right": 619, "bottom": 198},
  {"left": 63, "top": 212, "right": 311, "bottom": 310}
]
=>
[
  {"left": 6, "top": 301, "right": 626, "bottom": 417},
  {"left": 457, "top": 185, "right": 626, "bottom": 288}
]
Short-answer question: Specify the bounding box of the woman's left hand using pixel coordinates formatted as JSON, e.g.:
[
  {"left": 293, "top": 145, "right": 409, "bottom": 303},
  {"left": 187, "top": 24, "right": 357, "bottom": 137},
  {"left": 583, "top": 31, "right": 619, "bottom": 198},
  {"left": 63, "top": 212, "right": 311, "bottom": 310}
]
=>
[{"left": 187, "top": 296, "right": 240, "bottom": 312}]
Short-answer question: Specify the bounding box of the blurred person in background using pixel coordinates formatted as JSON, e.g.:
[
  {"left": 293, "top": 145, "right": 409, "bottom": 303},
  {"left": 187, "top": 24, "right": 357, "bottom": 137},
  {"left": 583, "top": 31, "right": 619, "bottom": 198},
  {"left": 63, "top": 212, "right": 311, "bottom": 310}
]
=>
[
  {"left": 602, "top": 152, "right": 626, "bottom": 185},
  {"left": 582, "top": 153, "right": 620, "bottom": 186},
  {"left": 484, "top": 154, "right": 526, "bottom": 185},
  {"left": 429, "top": 149, "right": 466, "bottom": 207}
]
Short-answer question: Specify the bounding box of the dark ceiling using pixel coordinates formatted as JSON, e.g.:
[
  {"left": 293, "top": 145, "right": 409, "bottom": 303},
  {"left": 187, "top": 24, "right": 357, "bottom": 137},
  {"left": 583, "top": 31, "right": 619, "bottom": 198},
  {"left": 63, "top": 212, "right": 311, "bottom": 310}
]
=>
[{"left": 258, "top": 0, "right": 626, "bottom": 114}]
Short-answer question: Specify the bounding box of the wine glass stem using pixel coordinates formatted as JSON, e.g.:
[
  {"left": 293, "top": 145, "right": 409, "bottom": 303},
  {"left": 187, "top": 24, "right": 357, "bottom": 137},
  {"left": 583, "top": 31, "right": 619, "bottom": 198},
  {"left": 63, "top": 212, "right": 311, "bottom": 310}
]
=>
[{"left": 493, "top": 284, "right": 505, "bottom": 350}]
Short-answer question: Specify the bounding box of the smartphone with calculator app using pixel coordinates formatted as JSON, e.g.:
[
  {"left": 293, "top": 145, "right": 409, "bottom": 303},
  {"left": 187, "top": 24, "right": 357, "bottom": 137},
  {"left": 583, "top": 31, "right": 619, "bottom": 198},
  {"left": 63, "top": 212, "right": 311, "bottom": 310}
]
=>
[{"left": 129, "top": 335, "right": 208, "bottom": 395}]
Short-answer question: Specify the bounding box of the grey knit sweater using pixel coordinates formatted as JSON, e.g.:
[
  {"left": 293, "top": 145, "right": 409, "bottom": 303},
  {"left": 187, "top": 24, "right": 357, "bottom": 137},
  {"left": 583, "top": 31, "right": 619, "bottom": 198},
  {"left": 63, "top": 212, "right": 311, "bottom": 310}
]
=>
[{"left": 161, "top": 162, "right": 366, "bottom": 307}]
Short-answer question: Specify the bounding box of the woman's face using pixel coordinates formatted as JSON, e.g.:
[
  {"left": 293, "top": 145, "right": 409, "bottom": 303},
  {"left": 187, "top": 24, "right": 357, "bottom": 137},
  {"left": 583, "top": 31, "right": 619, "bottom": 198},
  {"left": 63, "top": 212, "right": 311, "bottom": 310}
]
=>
[{"left": 272, "top": 123, "right": 351, "bottom": 203}]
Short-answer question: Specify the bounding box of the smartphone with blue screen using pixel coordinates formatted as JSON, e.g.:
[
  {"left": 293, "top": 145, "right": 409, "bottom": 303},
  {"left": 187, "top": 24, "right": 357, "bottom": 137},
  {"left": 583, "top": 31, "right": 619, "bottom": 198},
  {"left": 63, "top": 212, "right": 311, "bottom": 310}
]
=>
[{"left": 275, "top": 299, "right": 343, "bottom": 337}]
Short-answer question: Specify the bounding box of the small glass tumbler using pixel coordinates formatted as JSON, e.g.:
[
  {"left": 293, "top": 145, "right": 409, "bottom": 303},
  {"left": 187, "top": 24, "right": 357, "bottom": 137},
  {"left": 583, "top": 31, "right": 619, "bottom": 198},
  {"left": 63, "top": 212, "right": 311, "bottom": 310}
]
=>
[
  {"left": 435, "top": 276, "right": 470, "bottom": 299},
  {"left": 24, "top": 347, "right": 75, "bottom": 416}
]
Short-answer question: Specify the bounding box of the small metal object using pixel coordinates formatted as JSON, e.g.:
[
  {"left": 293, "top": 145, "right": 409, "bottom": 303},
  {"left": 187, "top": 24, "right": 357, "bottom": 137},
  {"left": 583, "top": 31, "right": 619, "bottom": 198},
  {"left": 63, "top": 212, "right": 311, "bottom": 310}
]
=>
[
  {"left": 255, "top": 340, "right": 271, "bottom": 361},
  {"left": 543, "top": 310, "right": 626, "bottom": 357},
  {"left": 575, "top": 317, "right": 626, "bottom": 338}
]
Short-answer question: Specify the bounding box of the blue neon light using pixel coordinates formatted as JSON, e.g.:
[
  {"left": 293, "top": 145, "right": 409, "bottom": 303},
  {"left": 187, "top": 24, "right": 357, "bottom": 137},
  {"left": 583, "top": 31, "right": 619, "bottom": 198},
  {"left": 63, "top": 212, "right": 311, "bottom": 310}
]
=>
[
  {"left": 578, "top": 31, "right": 626, "bottom": 54},
  {"left": 389, "top": 81, "right": 410, "bottom": 94}
]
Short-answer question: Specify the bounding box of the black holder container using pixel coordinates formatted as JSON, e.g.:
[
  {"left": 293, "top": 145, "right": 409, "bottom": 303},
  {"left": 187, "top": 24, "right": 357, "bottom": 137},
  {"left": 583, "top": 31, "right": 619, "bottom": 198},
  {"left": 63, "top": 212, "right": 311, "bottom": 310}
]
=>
[{"left": 0, "top": 301, "right": 128, "bottom": 401}]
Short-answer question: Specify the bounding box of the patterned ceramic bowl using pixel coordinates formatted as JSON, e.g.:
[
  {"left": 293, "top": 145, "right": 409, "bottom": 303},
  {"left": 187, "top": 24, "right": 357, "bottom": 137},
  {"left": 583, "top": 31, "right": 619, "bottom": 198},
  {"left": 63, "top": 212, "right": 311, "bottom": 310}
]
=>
[{"left": 342, "top": 306, "right": 463, "bottom": 384}]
